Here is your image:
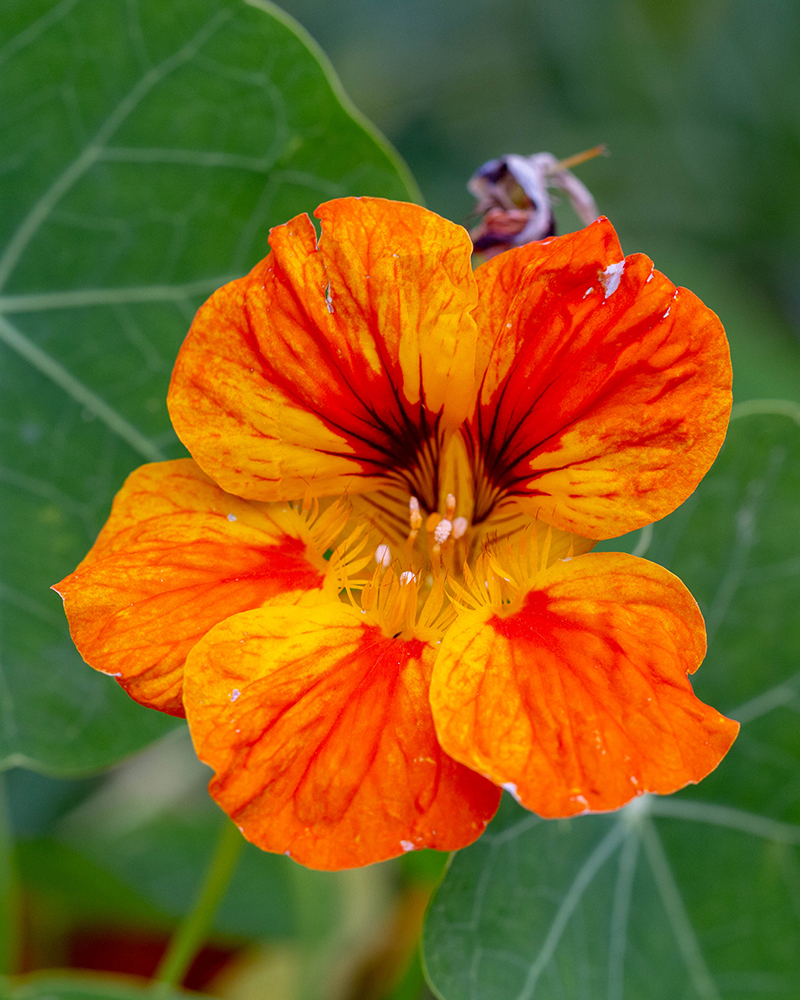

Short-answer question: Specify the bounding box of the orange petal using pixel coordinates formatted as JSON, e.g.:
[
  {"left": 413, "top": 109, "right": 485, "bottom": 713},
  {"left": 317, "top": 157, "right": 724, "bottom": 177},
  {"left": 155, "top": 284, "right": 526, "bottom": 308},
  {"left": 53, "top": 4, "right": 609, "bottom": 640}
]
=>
[
  {"left": 469, "top": 217, "right": 732, "bottom": 538},
  {"left": 430, "top": 552, "right": 738, "bottom": 817},
  {"left": 168, "top": 198, "right": 478, "bottom": 509},
  {"left": 183, "top": 603, "right": 500, "bottom": 869},
  {"left": 53, "top": 460, "right": 332, "bottom": 716}
]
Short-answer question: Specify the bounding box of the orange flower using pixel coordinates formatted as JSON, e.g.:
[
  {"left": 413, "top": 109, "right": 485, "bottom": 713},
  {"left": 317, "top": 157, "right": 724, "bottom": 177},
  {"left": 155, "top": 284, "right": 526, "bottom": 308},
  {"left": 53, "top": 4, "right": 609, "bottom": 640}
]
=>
[{"left": 54, "top": 198, "right": 739, "bottom": 870}]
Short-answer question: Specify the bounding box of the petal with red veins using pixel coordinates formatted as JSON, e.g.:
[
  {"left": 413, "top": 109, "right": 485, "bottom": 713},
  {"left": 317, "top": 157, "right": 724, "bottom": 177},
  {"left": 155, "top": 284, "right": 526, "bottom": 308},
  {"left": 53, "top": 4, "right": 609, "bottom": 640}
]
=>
[
  {"left": 183, "top": 602, "right": 500, "bottom": 870},
  {"left": 430, "top": 551, "right": 738, "bottom": 817},
  {"left": 168, "top": 197, "right": 478, "bottom": 508},
  {"left": 469, "top": 217, "right": 731, "bottom": 538},
  {"left": 53, "top": 460, "right": 332, "bottom": 716}
]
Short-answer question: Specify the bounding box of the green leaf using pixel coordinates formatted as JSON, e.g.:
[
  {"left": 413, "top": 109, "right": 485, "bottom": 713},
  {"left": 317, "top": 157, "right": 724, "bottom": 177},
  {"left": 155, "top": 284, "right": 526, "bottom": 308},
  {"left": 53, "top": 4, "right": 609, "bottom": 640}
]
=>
[
  {"left": 0, "top": 0, "right": 417, "bottom": 775},
  {"left": 4, "top": 973, "right": 201, "bottom": 1000},
  {"left": 17, "top": 838, "right": 167, "bottom": 928},
  {"left": 67, "top": 807, "right": 302, "bottom": 940},
  {"left": 424, "top": 405, "right": 800, "bottom": 999}
]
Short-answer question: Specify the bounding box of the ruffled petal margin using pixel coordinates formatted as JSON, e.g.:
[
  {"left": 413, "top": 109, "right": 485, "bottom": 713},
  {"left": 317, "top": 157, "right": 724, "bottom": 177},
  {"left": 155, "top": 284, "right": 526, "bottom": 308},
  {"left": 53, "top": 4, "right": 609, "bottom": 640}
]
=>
[
  {"left": 168, "top": 198, "right": 478, "bottom": 507},
  {"left": 183, "top": 603, "right": 501, "bottom": 870},
  {"left": 429, "top": 551, "right": 738, "bottom": 817},
  {"left": 53, "top": 460, "right": 333, "bottom": 716},
  {"left": 469, "top": 217, "right": 732, "bottom": 538}
]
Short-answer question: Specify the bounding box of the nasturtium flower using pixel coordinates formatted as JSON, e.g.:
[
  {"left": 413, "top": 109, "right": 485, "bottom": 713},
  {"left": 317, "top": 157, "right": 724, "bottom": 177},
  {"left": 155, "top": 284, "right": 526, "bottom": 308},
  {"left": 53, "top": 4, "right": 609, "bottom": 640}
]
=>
[{"left": 55, "top": 198, "right": 739, "bottom": 871}]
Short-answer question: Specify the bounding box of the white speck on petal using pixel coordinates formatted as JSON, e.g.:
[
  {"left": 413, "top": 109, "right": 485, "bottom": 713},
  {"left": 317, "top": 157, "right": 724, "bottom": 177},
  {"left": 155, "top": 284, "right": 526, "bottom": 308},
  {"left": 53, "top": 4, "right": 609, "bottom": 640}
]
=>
[
  {"left": 663, "top": 306, "right": 671, "bottom": 318},
  {"left": 399, "top": 570, "right": 416, "bottom": 585},
  {"left": 600, "top": 260, "right": 625, "bottom": 298},
  {"left": 227, "top": 513, "right": 237, "bottom": 522},
  {"left": 230, "top": 688, "right": 241, "bottom": 702},
  {"left": 375, "top": 543, "right": 391, "bottom": 567},
  {"left": 502, "top": 782, "right": 522, "bottom": 803},
  {"left": 400, "top": 840, "right": 415, "bottom": 852},
  {"left": 284, "top": 849, "right": 291, "bottom": 857},
  {"left": 325, "top": 283, "right": 334, "bottom": 313},
  {"left": 583, "top": 286, "right": 594, "bottom": 298}
]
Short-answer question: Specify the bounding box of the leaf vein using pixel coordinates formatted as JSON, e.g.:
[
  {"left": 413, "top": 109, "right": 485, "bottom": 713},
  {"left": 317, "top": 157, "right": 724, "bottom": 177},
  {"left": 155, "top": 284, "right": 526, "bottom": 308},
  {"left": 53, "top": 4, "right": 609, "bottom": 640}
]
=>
[
  {"left": 643, "top": 819, "right": 720, "bottom": 1000},
  {"left": 513, "top": 821, "right": 626, "bottom": 1000},
  {"left": 0, "top": 315, "right": 163, "bottom": 462},
  {"left": 0, "top": 7, "right": 232, "bottom": 292}
]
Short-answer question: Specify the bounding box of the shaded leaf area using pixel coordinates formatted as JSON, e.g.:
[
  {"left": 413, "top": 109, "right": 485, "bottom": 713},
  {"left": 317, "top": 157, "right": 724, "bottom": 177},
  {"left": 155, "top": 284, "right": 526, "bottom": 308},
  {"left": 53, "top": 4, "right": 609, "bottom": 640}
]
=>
[
  {"left": 6, "top": 737, "right": 311, "bottom": 943},
  {"left": 424, "top": 407, "right": 800, "bottom": 1000},
  {"left": 18, "top": 811, "right": 300, "bottom": 941},
  {"left": 5, "top": 973, "right": 199, "bottom": 999},
  {"left": 0, "top": 0, "right": 416, "bottom": 774}
]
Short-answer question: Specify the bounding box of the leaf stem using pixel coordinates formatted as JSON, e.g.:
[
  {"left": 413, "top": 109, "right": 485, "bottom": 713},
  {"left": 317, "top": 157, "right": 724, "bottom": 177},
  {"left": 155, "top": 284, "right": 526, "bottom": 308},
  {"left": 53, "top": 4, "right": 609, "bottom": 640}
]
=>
[
  {"left": 151, "top": 818, "right": 243, "bottom": 992},
  {"left": 0, "top": 772, "right": 19, "bottom": 978}
]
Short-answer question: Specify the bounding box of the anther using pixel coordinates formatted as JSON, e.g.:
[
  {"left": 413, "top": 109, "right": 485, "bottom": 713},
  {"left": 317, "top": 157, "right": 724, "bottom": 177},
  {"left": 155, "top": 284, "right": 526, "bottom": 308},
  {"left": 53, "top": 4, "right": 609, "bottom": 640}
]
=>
[
  {"left": 399, "top": 570, "right": 416, "bottom": 585},
  {"left": 375, "top": 544, "right": 391, "bottom": 568},
  {"left": 409, "top": 497, "right": 423, "bottom": 532},
  {"left": 452, "top": 516, "right": 468, "bottom": 539},
  {"left": 434, "top": 519, "right": 452, "bottom": 546}
]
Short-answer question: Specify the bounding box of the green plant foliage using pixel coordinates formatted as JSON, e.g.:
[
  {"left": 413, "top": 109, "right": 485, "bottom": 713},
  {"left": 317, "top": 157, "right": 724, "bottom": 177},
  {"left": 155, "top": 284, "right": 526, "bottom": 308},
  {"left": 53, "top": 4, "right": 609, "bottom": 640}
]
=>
[
  {"left": 5, "top": 973, "right": 201, "bottom": 999},
  {"left": 0, "top": 0, "right": 417, "bottom": 776},
  {"left": 17, "top": 838, "right": 168, "bottom": 928},
  {"left": 63, "top": 809, "right": 305, "bottom": 939},
  {"left": 424, "top": 405, "right": 800, "bottom": 999}
]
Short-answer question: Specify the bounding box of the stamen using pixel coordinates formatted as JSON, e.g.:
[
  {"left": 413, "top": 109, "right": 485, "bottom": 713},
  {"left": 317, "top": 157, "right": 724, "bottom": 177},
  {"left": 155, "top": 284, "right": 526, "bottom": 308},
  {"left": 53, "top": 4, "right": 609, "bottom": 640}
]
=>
[
  {"left": 374, "top": 543, "right": 391, "bottom": 568},
  {"left": 445, "top": 493, "right": 456, "bottom": 521},
  {"left": 434, "top": 519, "right": 452, "bottom": 545},
  {"left": 452, "top": 516, "right": 468, "bottom": 540},
  {"left": 409, "top": 496, "right": 423, "bottom": 531},
  {"left": 404, "top": 496, "right": 424, "bottom": 565}
]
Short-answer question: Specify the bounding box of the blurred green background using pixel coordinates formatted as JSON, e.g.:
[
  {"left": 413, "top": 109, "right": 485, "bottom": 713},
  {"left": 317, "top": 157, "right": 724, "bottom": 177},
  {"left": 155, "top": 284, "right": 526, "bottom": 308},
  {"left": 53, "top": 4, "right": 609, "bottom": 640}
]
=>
[{"left": 284, "top": 0, "right": 800, "bottom": 401}]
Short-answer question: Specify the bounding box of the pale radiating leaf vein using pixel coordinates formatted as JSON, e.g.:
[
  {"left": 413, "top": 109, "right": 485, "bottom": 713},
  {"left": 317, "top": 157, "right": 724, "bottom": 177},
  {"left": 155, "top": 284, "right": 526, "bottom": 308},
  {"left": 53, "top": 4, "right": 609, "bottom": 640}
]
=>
[
  {"left": 731, "top": 399, "right": 800, "bottom": 426},
  {"left": 0, "top": 463, "right": 90, "bottom": 518},
  {"left": 468, "top": 945, "right": 484, "bottom": 1000},
  {"left": 99, "top": 146, "right": 281, "bottom": 172},
  {"left": 642, "top": 820, "right": 720, "bottom": 1000},
  {"left": 0, "top": 582, "right": 63, "bottom": 628},
  {"left": 649, "top": 797, "right": 800, "bottom": 844},
  {"left": 704, "top": 452, "right": 781, "bottom": 644},
  {"left": 607, "top": 829, "right": 641, "bottom": 1000},
  {"left": 512, "top": 821, "right": 626, "bottom": 1000},
  {"left": 484, "top": 814, "right": 542, "bottom": 848},
  {"left": 0, "top": 8, "right": 232, "bottom": 291},
  {"left": 630, "top": 522, "right": 653, "bottom": 558},
  {"left": 730, "top": 670, "right": 800, "bottom": 724},
  {"left": 0, "top": 315, "right": 163, "bottom": 462},
  {"left": 0, "top": 0, "right": 81, "bottom": 67},
  {"left": 0, "top": 276, "right": 234, "bottom": 314}
]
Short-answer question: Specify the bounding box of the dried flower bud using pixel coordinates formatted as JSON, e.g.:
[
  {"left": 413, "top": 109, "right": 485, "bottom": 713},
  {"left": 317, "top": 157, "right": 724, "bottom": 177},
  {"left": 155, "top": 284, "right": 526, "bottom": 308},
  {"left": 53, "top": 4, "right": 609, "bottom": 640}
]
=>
[{"left": 468, "top": 146, "right": 606, "bottom": 258}]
